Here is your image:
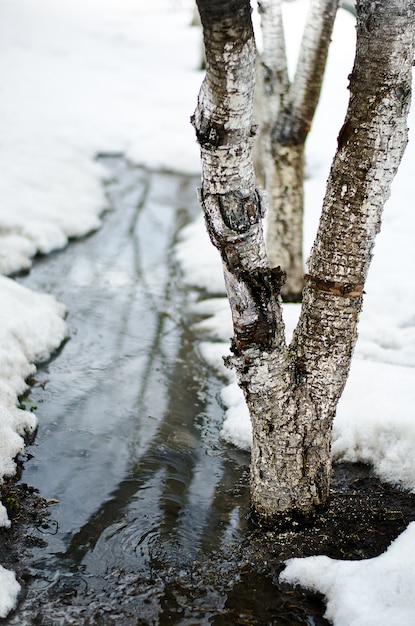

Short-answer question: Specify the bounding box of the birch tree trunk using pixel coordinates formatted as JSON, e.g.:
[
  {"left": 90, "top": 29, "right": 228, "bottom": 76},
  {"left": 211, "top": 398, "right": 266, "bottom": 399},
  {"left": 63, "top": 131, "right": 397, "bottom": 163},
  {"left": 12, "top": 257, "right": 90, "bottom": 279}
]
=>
[
  {"left": 256, "top": 0, "right": 339, "bottom": 301},
  {"left": 194, "top": 0, "right": 414, "bottom": 524}
]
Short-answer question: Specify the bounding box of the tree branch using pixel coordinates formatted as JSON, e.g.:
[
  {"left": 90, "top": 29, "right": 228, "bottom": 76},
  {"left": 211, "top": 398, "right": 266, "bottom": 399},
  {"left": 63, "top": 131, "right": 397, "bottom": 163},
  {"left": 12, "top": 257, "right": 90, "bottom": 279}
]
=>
[{"left": 274, "top": 0, "right": 340, "bottom": 146}]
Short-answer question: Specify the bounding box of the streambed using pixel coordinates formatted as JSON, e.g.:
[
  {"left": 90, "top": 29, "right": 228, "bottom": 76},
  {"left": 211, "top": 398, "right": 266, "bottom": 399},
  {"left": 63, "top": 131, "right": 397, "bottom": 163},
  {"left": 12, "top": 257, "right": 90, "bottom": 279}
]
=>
[{"left": 3, "top": 157, "right": 415, "bottom": 625}]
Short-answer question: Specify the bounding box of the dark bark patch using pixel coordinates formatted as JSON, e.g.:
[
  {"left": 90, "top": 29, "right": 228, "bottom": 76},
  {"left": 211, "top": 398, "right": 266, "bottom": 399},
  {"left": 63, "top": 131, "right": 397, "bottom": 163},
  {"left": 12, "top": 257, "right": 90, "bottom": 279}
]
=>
[
  {"left": 196, "top": 0, "right": 254, "bottom": 56},
  {"left": 271, "top": 108, "right": 310, "bottom": 148},
  {"left": 394, "top": 84, "right": 411, "bottom": 112},
  {"left": 235, "top": 318, "right": 274, "bottom": 353},
  {"left": 304, "top": 274, "right": 364, "bottom": 298},
  {"left": 364, "top": 13, "right": 380, "bottom": 33},
  {"left": 337, "top": 119, "right": 354, "bottom": 150},
  {"left": 261, "top": 62, "right": 283, "bottom": 97},
  {"left": 192, "top": 113, "right": 253, "bottom": 151},
  {"left": 316, "top": 462, "right": 330, "bottom": 503},
  {"left": 218, "top": 189, "right": 262, "bottom": 233},
  {"left": 291, "top": 355, "right": 308, "bottom": 386},
  {"left": 233, "top": 267, "right": 285, "bottom": 352},
  {"left": 191, "top": 115, "right": 226, "bottom": 150}
]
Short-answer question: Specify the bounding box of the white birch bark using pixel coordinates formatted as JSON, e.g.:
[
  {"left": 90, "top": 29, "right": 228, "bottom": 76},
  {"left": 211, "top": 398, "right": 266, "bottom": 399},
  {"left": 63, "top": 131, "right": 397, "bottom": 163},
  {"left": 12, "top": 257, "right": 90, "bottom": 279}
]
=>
[
  {"left": 251, "top": 0, "right": 415, "bottom": 522},
  {"left": 257, "top": 0, "right": 339, "bottom": 301},
  {"left": 193, "top": 0, "right": 284, "bottom": 354},
  {"left": 194, "top": 0, "right": 415, "bottom": 524}
]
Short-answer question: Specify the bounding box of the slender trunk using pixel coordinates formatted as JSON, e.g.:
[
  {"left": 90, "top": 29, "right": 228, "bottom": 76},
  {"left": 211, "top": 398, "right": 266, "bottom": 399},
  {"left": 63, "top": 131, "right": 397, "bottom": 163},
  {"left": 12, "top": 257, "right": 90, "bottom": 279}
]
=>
[
  {"left": 264, "top": 144, "right": 304, "bottom": 301},
  {"left": 193, "top": 0, "right": 281, "bottom": 353},
  {"left": 194, "top": 0, "right": 414, "bottom": 524},
  {"left": 257, "top": 0, "right": 339, "bottom": 301}
]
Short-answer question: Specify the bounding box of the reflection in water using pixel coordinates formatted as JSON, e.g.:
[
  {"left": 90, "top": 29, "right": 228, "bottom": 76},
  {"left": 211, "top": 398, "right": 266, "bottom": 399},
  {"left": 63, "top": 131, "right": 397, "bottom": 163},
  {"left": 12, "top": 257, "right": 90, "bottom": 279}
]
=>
[{"left": 10, "top": 158, "right": 327, "bottom": 625}]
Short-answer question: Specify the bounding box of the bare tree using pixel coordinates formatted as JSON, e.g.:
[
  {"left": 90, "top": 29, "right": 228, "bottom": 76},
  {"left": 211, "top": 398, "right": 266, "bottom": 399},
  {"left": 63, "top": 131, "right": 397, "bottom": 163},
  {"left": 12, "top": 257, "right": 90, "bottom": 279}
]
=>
[
  {"left": 254, "top": 0, "right": 339, "bottom": 302},
  {"left": 193, "top": 0, "right": 414, "bottom": 523}
]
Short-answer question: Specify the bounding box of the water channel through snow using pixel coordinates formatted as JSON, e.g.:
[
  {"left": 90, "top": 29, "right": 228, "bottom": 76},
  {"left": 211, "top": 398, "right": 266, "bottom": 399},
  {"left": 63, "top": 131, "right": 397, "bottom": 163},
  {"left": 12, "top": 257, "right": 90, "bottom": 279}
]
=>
[{"left": 7, "top": 157, "right": 327, "bottom": 625}]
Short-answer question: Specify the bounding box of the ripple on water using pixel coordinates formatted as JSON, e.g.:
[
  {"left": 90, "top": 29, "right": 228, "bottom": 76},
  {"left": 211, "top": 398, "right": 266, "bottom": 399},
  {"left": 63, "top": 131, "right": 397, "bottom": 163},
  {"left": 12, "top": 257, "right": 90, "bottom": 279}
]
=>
[{"left": 10, "top": 160, "right": 331, "bottom": 625}]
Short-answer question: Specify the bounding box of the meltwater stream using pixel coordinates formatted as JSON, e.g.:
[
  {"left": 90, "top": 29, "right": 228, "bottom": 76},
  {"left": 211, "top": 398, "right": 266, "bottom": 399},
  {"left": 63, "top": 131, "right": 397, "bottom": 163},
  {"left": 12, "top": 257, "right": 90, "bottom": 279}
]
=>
[{"left": 8, "top": 157, "right": 327, "bottom": 625}]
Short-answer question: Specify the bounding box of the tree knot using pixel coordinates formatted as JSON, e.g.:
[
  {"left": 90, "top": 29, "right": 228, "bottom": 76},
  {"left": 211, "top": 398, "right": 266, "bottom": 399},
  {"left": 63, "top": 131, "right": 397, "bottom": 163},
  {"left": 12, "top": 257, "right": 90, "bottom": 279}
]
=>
[{"left": 218, "top": 189, "right": 263, "bottom": 233}]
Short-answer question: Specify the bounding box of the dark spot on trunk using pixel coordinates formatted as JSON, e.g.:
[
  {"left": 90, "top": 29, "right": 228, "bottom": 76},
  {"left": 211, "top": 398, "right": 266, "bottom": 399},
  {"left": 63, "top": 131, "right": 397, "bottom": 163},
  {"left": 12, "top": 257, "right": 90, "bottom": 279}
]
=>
[
  {"left": 218, "top": 189, "right": 262, "bottom": 234},
  {"left": 272, "top": 108, "right": 310, "bottom": 148},
  {"left": 337, "top": 119, "right": 354, "bottom": 150},
  {"left": 394, "top": 85, "right": 411, "bottom": 111},
  {"left": 192, "top": 117, "right": 227, "bottom": 150},
  {"left": 291, "top": 356, "right": 307, "bottom": 386},
  {"left": 234, "top": 267, "right": 285, "bottom": 352},
  {"left": 365, "top": 13, "right": 379, "bottom": 32}
]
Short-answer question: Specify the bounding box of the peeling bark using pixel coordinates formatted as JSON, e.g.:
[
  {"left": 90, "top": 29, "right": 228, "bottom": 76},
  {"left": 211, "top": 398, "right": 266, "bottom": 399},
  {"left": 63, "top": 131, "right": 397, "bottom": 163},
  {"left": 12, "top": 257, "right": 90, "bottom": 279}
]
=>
[{"left": 194, "top": 0, "right": 415, "bottom": 524}]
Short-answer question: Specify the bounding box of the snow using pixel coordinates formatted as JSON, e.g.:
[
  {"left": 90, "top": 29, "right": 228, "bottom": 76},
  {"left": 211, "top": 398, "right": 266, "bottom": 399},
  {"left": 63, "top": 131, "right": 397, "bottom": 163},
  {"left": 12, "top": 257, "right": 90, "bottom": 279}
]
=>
[
  {"left": 0, "top": 0, "right": 201, "bottom": 274},
  {"left": 0, "top": 275, "right": 67, "bottom": 488},
  {"left": 280, "top": 522, "right": 415, "bottom": 626},
  {"left": 0, "top": 0, "right": 414, "bottom": 621},
  {"left": 0, "top": 276, "right": 67, "bottom": 609},
  {"left": 0, "top": 564, "right": 20, "bottom": 618}
]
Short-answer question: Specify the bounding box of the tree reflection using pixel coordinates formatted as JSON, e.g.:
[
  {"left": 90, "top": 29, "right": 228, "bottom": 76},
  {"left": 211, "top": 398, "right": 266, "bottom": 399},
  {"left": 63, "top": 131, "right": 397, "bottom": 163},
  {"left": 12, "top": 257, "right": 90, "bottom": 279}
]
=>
[{"left": 17, "top": 158, "right": 254, "bottom": 623}]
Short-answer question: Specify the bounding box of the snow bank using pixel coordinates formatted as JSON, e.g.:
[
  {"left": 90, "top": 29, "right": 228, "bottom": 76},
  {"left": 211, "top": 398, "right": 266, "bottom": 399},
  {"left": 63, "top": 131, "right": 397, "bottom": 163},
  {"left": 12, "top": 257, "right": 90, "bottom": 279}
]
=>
[
  {"left": 0, "top": 565, "right": 21, "bottom": 618},
  {"left": 176, "top": 216, "right": 225, "bottom": 295},
  {"left": 0, "top": 277, "right": 66, "bottom": 614},
  {"left": 280, "top": 522, "right": 415, "bottom": 626},
  {"left": 0, "top": 0, "right": 200, "bottom": 274},
  {"left": 0, "top": 277, "right": 67, "bottom": 504},
  {"left": 334, "top": 360, "right": 415, "bottom": 492}
]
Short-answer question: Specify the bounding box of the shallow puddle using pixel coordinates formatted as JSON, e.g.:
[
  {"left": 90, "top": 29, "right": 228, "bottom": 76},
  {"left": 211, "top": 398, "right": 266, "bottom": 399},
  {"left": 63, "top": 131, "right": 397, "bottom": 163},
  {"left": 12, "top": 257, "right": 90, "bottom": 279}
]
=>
[
  {"left": 5, "top": 156, "right": 415, "bottom": 625},
  {"left": 6, "top": 157, "right": 328, "bottom": 624}
]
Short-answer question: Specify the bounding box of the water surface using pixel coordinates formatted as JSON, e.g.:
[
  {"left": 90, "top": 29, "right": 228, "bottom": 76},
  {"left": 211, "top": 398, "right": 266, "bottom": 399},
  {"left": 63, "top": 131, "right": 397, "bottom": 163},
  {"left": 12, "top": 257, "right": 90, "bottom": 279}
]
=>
[{"left": 9, "top": 157, "right": 327, "bottom": 625}]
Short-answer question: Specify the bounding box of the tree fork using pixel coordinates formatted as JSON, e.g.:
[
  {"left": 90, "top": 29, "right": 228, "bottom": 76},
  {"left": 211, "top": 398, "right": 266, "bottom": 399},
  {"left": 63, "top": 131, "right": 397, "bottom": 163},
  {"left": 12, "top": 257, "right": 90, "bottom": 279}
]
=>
[{"left": 194, "top": 0, "right": 414, "bottom": 525}]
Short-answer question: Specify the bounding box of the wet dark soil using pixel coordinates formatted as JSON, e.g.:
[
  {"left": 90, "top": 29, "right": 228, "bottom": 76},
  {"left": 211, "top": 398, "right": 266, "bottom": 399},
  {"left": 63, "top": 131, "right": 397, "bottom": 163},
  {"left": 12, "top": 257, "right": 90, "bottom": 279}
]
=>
[
  {"left": 3, "top": 462, "right": 415, "bottom": 625},
  {"left": 2, "top": 157, "right": 415, "bottom": 625},
  {"left": 0, "top": 482, "right": 50, "bottom": 566}
]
